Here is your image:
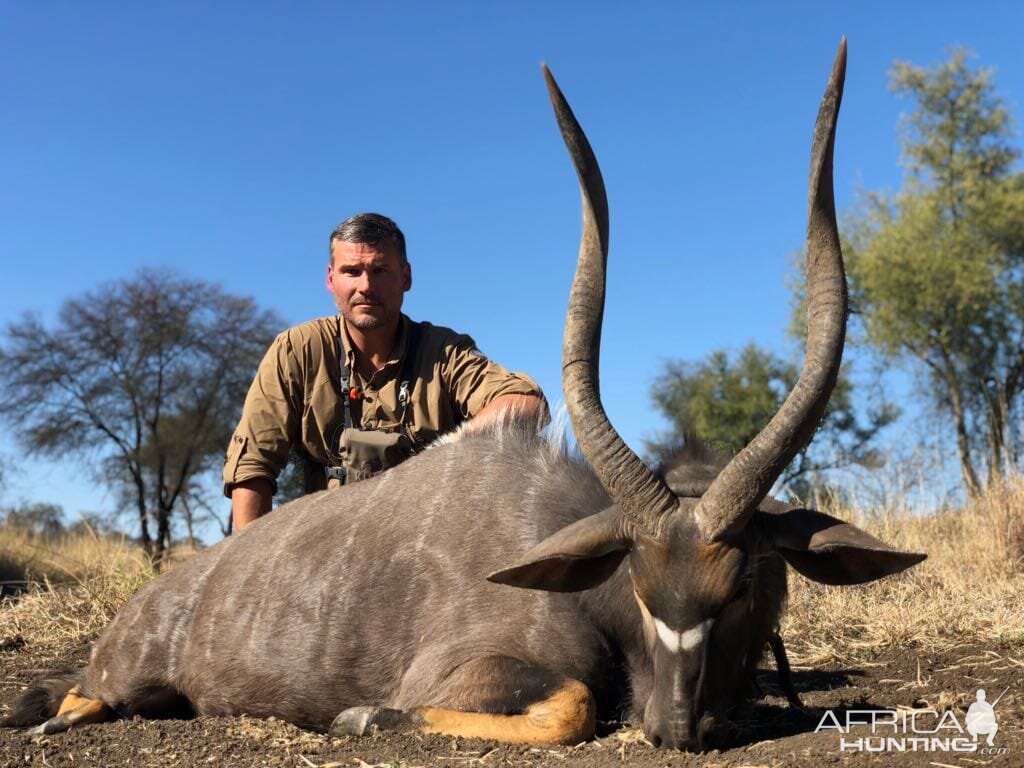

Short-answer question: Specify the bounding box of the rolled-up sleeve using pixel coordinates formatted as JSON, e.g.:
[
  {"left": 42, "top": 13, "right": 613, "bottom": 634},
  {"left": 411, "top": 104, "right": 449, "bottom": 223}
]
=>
[
  {"left": 442, "top": 335, "right": 545, "bottom": 420},
  {"left": 222, "top": 331, "right": 302, "bottom": 496}
]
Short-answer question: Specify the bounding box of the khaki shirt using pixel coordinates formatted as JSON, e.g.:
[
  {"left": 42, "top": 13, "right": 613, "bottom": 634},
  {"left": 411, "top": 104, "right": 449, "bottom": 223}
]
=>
[{"left": 223, "top": 314, "right": 544, "bottom": 495}]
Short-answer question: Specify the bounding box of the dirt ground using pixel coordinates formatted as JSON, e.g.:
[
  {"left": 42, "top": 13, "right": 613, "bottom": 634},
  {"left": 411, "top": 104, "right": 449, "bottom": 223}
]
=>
[{"left": 2, "top": 640, "right": 1021, "bottom": 768}]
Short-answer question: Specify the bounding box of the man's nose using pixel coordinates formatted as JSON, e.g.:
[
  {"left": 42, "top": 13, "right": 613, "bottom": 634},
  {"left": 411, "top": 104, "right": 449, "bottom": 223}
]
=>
[{"left": 354, "top": 271, "right": 374, "bottom": 293}]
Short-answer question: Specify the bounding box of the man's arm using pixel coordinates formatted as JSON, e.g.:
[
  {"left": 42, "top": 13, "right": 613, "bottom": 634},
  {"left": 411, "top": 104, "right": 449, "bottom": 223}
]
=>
[
  {"left": 441, "top": 333, "right": 549, "bottom": 430},
  {"left": 231, "top": 478, "right": 274, "bottom": 531},
  {"left": 470, "top": 393, "right": 548, "bottom": 429},
  {"left": 224, "top": 327, "right": 304, "bottom": 531}
]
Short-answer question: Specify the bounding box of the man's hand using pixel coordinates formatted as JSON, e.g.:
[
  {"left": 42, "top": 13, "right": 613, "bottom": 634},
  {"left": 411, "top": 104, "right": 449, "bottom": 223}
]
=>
[
  {"left": 231, "top": 478, "right": 274, "bottom": 531},
  {"left": 472, "top": 393, "right": 549, "bottom": 430}
]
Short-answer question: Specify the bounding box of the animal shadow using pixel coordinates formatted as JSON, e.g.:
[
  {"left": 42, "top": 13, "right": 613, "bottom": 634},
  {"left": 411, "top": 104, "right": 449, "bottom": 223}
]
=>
[{"left": 724, "top": 667, "right": 865, "bottom": 747}]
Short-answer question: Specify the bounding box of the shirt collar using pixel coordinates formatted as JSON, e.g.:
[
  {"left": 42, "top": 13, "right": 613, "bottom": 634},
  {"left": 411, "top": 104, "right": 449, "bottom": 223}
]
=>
[{"left": 338, "top": 313, "right": 410, "bottom": 376}]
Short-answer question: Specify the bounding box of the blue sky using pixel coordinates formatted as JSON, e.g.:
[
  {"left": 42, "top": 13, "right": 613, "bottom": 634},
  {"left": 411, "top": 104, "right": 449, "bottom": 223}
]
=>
[{"left": 3, "top": 2, "right": 1023, "bottom": 532}]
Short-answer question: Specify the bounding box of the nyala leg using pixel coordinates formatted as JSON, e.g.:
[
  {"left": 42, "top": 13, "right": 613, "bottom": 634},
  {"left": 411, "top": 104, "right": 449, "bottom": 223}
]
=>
[
  {"left": 767, "top": 632, "right": 802, "bottom": 708},
  {"left": 28, "top": 686, "right": 114, "bottom": 735},
  {"left": 331, "top": 656, "right": 596, "bottom": 746}
]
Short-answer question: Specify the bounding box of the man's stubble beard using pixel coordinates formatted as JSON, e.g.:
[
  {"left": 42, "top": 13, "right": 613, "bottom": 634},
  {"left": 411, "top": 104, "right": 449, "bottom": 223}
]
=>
[{"left": 341, "top": 301, "right": 400, "bottom": 332}]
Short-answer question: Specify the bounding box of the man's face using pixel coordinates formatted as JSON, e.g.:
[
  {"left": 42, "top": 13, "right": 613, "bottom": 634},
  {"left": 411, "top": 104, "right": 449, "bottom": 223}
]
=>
[{"left": 327, "top": 240, "right": 412, "bottom": 333}]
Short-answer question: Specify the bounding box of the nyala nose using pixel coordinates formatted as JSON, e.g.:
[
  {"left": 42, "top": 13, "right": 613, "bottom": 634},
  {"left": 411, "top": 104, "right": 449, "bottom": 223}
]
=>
[
  {"left": 645, "top": 720, "right": 700, "bottom": 752},
  {"left": 647, "top": 731, "right": 701, "bottom": 752}
]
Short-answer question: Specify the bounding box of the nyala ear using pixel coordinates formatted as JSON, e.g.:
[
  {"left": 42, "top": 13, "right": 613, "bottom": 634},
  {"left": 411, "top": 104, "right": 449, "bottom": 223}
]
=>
[
  {"left": 488, "top": 507, "right": 631, "bottom": 593},
  {"left": 756, "top": 506, "right": 927, "bottom": 586}
]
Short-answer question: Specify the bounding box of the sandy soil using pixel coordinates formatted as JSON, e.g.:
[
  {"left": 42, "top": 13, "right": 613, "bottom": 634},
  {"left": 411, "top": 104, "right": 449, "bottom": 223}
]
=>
[{"left": 2, "top": 639, "right": 1021, "bottom": 768}]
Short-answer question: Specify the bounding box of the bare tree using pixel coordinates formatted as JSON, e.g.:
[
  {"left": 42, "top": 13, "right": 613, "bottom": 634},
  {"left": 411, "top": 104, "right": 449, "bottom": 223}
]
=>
[{"left": 0, "top": 269, "right": 283, "bottom": 561}]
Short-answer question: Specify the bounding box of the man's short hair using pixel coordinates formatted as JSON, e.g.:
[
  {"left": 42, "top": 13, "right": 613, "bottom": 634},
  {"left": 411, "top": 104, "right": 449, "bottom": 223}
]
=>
[{"left": 329, "top": 213, "right": 407, "bottom": 266}]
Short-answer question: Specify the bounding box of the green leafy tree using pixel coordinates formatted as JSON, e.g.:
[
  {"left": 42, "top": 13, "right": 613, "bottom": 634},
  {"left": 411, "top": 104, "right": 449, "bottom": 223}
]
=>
[
  {"left": 845, "top": 49, "right": 1024, "bottom": 495},
  {"left": 647, "top": 343, "right": 898, "bottom": 499},
  {"left": 0, "top": 270, "right": 284, "bottom": 561}
]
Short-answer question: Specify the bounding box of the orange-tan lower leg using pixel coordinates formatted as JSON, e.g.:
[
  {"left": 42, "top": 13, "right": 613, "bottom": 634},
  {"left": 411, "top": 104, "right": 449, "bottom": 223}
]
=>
[
  {"left": 417, "top": 679, "right": 596, "bottom": 745},
  {"left": 29, "top": 686, "right": 113, "bottom": 735}
]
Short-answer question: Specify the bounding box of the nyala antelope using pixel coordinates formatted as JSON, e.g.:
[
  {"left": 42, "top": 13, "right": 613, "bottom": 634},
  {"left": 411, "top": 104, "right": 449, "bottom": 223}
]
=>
[{"left": 2, "top": 39, "right": 925, "bottom": 751}]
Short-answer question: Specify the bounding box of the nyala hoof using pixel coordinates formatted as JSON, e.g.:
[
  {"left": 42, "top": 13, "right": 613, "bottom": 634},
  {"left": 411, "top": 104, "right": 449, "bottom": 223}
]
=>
[
  {"left": 27, "top": 718, "right": 66, "bottom": 736},
  {"left": 25, "top": 686, "right": 113, "bottom": 735},
  {"left": 330, "top": 706, "right": 417, "bottom": 737}
]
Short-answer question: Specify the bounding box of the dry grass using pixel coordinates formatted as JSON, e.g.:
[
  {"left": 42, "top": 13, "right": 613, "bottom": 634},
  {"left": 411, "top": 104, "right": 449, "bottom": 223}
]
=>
[
  {"left": 783, "top": 473, "right": 1024, "bottom": 666},
  {"left": 0, "top": 525, "right": 157, "bottom": 663},
  {"left": 0, "top": 524, "right": 151, "bottom": 586},
  {"left": 2, "top": 477, "right": 1023, "bottom": 670}
]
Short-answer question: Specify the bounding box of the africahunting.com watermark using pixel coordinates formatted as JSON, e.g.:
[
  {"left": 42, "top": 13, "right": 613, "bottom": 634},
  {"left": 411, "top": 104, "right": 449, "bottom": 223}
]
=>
[{"left": 816, "top": 687, "right": 1009, "bottom": 755}]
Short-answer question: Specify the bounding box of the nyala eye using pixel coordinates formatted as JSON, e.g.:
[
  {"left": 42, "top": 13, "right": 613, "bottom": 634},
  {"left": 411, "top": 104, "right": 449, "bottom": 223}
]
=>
[{"left": 733, "top": 576, "right": 752, "bottom": 600}]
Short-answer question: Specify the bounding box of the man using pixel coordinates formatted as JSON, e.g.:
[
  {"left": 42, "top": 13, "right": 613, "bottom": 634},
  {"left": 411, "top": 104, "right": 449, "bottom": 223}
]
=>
[
  {"left": 966, "top": 688, "right": 1000, "bottom": 747},
  {"left": 224, "top": 213, "right": 547, "bottom": 530}
]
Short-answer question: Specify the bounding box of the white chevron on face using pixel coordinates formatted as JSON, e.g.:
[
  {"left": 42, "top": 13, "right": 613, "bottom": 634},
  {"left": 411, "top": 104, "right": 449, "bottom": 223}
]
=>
[{"left": 653, "top": 616, "right": 713, "bottom": 653}]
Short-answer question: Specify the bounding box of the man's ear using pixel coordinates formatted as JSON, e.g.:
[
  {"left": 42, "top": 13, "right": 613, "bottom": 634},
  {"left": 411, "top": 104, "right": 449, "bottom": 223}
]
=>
[
  {"left": 756, "top": 505, "right": 926, "bottom": 586},
  {"left": 402, "top": 263, "right": 412, "bottom": 292},
  {"left": 488, "top": 507, "right": 631, "bottom": 593}
]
